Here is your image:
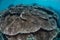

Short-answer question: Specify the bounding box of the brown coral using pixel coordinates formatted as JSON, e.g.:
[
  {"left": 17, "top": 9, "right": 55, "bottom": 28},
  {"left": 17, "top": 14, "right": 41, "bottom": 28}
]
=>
[{"left": 0, "top": 4, "right": 58, "bottom": 40}]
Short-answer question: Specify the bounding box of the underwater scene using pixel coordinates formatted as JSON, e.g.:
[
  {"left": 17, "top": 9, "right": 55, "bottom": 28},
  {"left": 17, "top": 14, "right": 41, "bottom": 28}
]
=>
[{"left": 0, "top": 0, "right": 60, "bottom": 40}]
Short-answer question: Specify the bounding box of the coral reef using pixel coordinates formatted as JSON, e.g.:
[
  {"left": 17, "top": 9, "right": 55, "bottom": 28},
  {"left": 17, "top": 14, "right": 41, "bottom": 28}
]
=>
[{"left": 0, "top": 4, "right": 59, "bottom": 40}]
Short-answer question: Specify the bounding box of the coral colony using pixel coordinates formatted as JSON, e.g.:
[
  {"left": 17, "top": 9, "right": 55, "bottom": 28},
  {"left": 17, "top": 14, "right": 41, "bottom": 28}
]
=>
[{"left": 0, "top": 4, "right": 59, "bottom": 40}]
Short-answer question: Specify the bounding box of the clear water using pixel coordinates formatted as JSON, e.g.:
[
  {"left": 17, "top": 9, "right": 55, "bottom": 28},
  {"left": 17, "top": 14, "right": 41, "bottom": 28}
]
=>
[{"left": 0, "top": 0, "right": 60, "bottom": 12}]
